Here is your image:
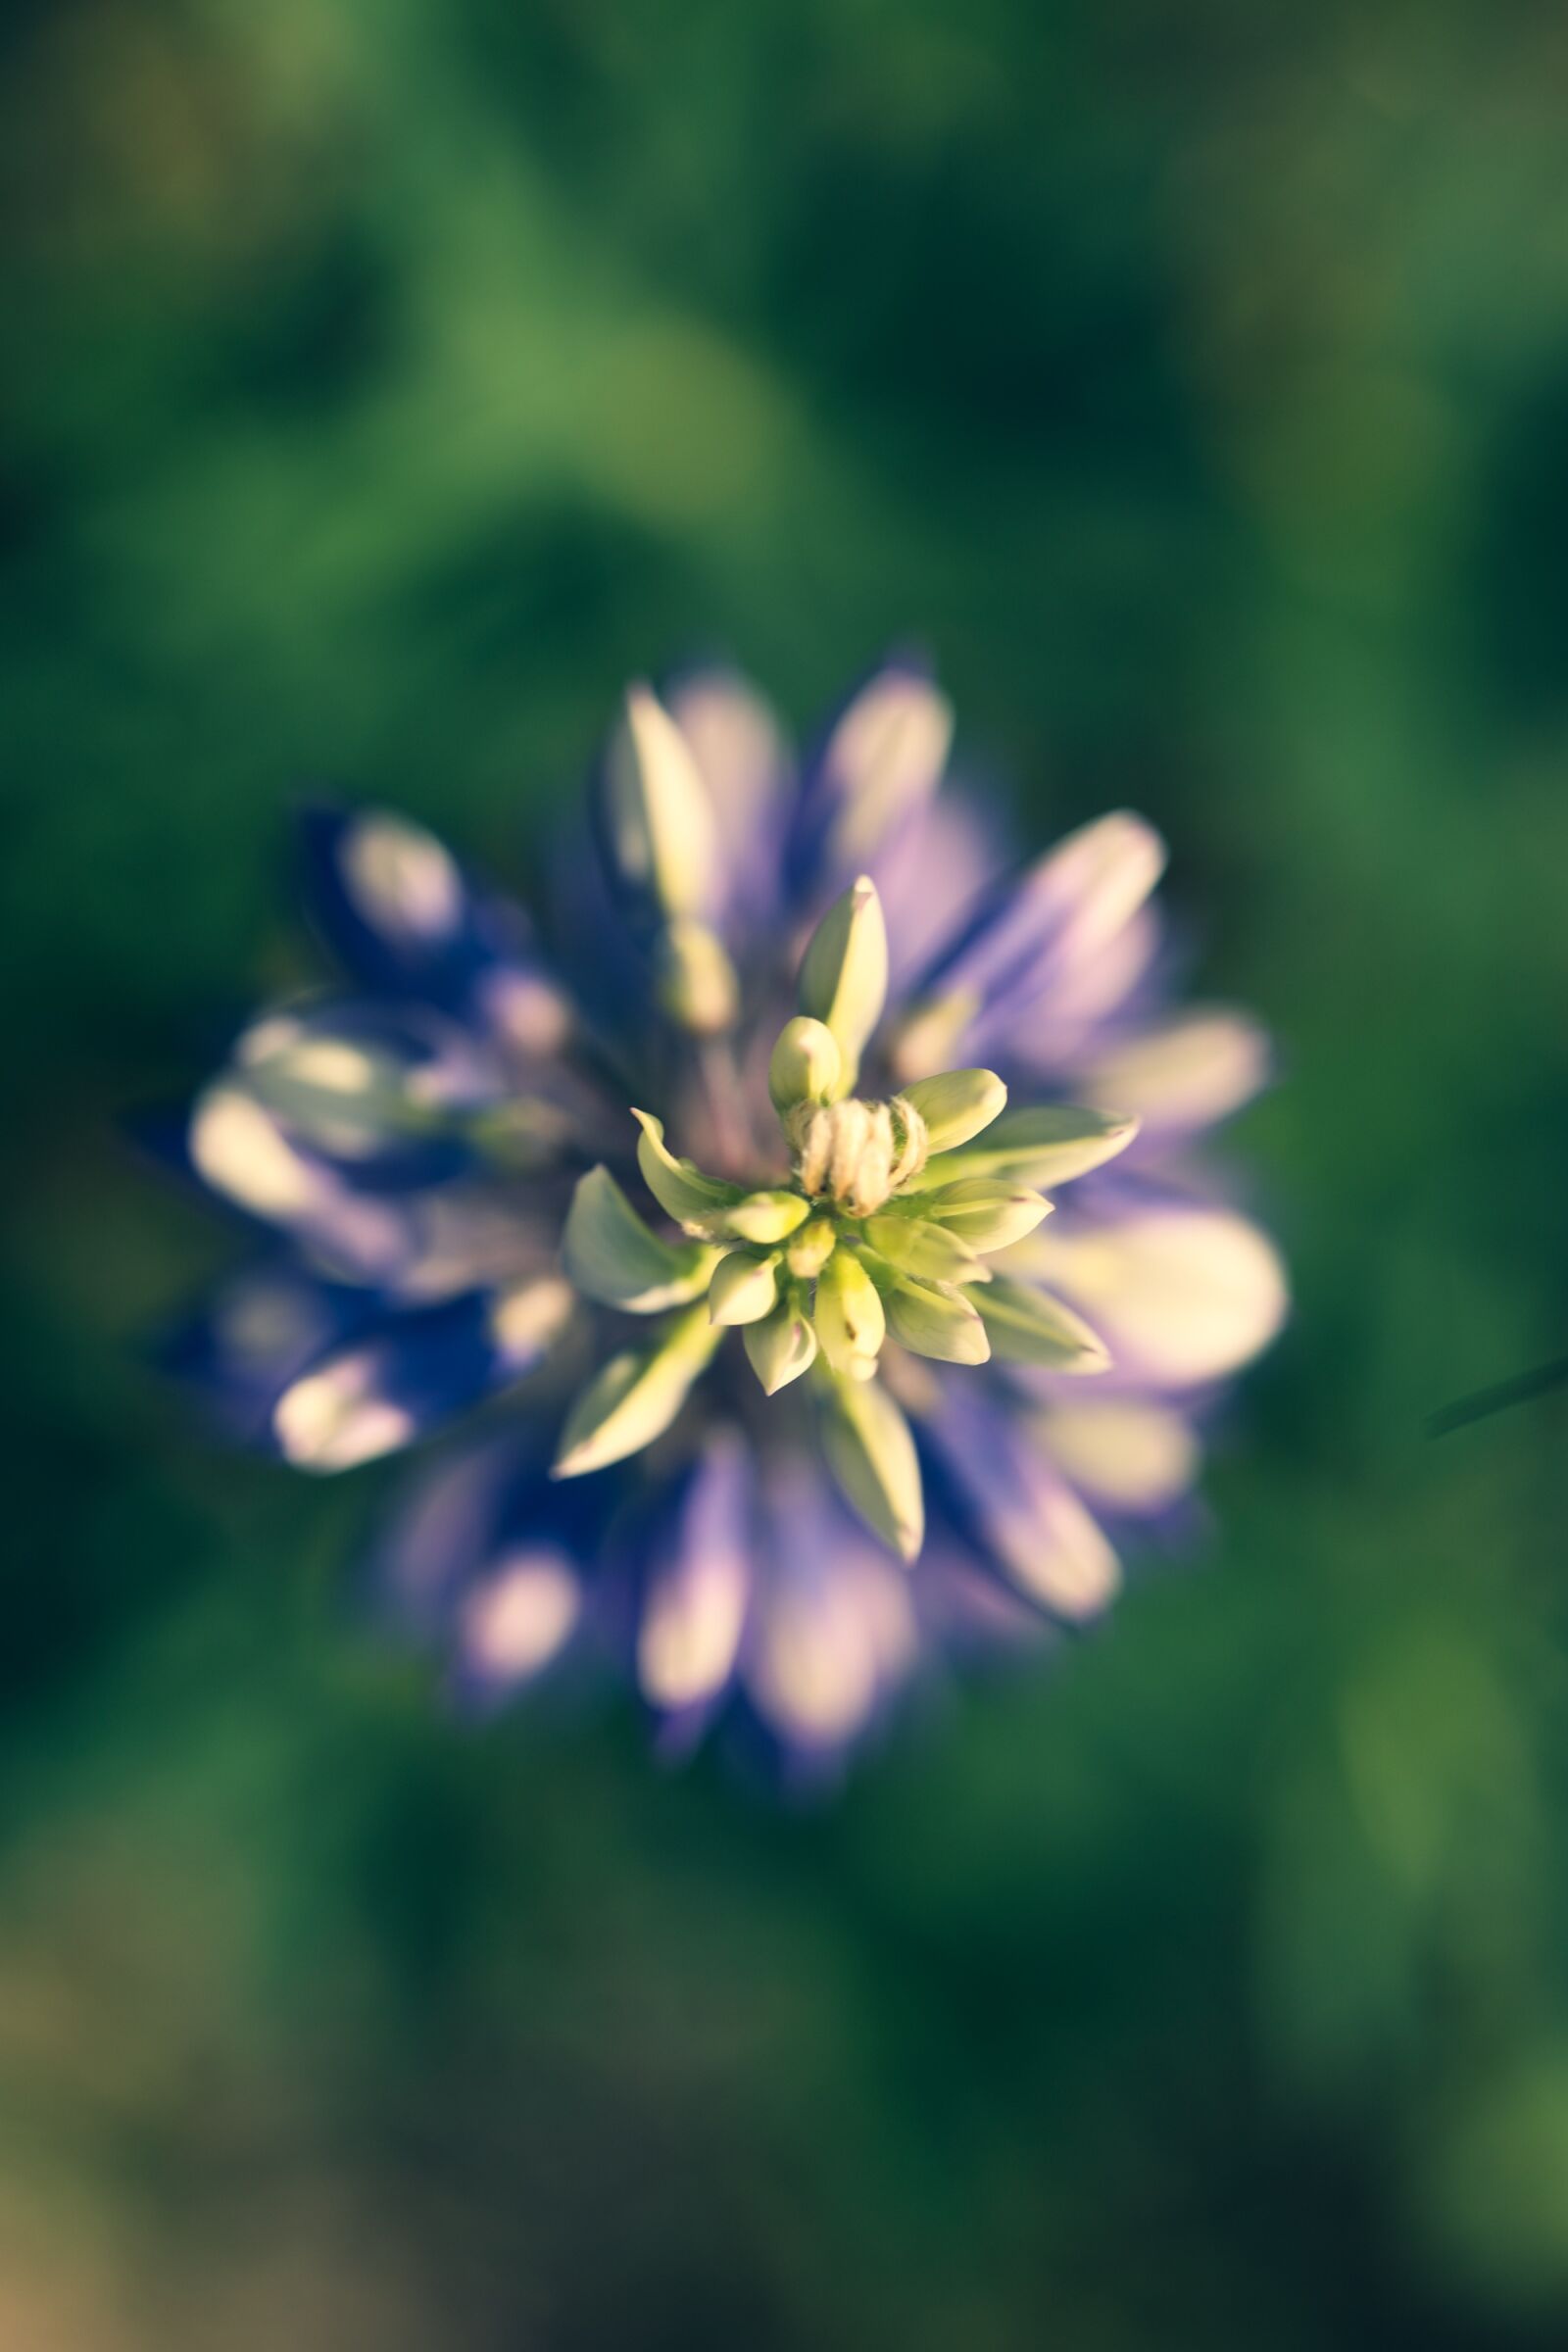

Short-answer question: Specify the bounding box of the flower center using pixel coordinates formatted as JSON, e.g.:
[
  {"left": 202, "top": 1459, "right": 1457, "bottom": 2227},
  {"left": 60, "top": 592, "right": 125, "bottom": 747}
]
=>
[{"left": 788, "top": 1095, "right": 928, "bottom": 1218}]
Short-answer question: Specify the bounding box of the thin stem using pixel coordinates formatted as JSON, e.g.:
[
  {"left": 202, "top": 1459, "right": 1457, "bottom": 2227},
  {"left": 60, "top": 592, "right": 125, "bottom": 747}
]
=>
[{"left": 1427, "top": 1354, "right": 1568, "bottom": 1438}]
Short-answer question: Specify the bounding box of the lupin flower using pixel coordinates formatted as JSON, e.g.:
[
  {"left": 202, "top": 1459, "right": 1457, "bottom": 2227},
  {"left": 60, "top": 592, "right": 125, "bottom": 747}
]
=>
[{"left": 166, "top": 658, "right": 1286, "bottom": 1779}]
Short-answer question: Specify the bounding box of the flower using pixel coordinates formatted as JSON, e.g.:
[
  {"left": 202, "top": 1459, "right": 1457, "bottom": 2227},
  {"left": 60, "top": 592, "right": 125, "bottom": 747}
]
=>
[{"left": 166, "top": 658, "right": 1287, "bottom": 1779}]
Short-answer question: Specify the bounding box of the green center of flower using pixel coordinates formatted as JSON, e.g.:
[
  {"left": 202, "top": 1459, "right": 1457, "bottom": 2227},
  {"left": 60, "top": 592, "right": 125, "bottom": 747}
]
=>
[{"left": 549, "top": 867, "right": 1139, "bottom": 1559}]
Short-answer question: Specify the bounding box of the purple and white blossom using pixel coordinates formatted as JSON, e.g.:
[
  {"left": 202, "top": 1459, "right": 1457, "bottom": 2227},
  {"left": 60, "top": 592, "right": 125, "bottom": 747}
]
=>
[{"left": 167, "top": 659, "right": 1286, "bottom": 1778}]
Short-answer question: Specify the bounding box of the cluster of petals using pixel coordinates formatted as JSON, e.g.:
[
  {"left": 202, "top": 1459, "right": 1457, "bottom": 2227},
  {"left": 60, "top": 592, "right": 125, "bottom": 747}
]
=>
[{"left": 170, "top": 658, "right": 1287, "bottom": 1774}]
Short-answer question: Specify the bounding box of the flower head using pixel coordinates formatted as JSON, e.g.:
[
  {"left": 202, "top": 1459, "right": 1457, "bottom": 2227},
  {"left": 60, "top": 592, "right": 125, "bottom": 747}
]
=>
[{"left": 167, "top": 658, "right": 1286, "bottom": 1779}]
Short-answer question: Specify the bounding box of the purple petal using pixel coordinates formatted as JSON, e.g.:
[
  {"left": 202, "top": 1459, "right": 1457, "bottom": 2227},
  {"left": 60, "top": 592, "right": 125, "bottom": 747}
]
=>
[
  {"left": 635, "top": 1429, "right": 756, "bottom": 1729},
  {"left": 1002, "top": 1191, "right": 1289, "bottom": 1390},
  {"left": 921, "top": 1384, "right": 1122, "bottom": 1621},
  {"left": 269, "top": 1277, "right": 572, "bottom": 1472},
  {"left": 873, "top": 789, "right": 1007, "bottom": 997},
  {"left": 1068, "top": 1008, "right": 1271, "bottom": 1135},
  {"left": 787, "top": 655, "right": 955, "bottom": 912},
  {"left": 894, "top": 812, "right": 1166, "bottom": 1076},
  {"left": 663, "top": 665, "right": 793, "bottom": 938},
  {"left": 741, "top": 1458, "right": 918, "bottom": 1753},
  {"left": 159, "top": 1260, "right": 378, "bottom": 1444},
  {"left": 297, "top": 803, "right": 548, "bottom": 1026}
]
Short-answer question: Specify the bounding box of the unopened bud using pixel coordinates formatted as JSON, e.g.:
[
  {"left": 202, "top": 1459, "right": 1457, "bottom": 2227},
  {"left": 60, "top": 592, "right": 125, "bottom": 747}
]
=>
[
  {"left": 905, "top": 1102, "right": 1139, "bottom": 1191},
  {"left": 815, "top": 1370, "right": 924, "bottom": 1561},
  {"left": 727, "top": 1190, "right": 811, "bottom": 1245},
  {"left": 743, "top": 1294, "right": 819, "bottom": 1395},
  {"left": 603, "top": 683, "right": 719, "bottom": 918},
  {"left": 797, "top": 875, "right": 888, "bottom": 1093},
  {"left": 975, "top": 1276, "right": 1111, "bottom": 1372},
  {"left": 813, "top": 1249, "right": 886, "bottom": 1379},
  {"left": 767, "top": 1015, "right": 842, "bottom": 1113},
  {"left": 883, "top": 1275, "right": 990, "bottom": 1366},
  {"left": 631, "top": 1109, "right": 744, "bottom": 1237},
  {"left": 914, "top": 1178, "right": 1052, "bottom": 1252},
  {"left": 786, "top": 1217, "right": 837, "bottom": 1281},
  {"left": 709, "top": 1248, "right": 782, "bottom": 1327},
  {"left": 654, "top": 918, "right": 739, "bottom": 1035},
  {"left": 862, "top": 1212, "right": 981, "bottom": 1287},
  {"left": 564, "top": 1164, "right": 718, "bottom": 1311},
  {"left": 552, "top": 1303, "right": 721, "bottom": 1479},
  {"left": 899, "top": 1066, "right": 1006, "bottom": 1154}
]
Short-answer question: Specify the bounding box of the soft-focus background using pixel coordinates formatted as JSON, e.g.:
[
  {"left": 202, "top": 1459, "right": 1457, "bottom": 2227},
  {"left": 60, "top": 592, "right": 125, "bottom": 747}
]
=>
[{"left": 6, "top": 3, "right": 1568, "bottom": 2345}]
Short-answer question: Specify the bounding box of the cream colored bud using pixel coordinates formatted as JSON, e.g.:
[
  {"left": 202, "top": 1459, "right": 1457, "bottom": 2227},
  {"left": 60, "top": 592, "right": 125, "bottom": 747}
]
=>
[
  {"left": 815, "top": 1370, "right": 924, "bottom": 1561},
  {"left": 563, "top": 1164, "right": 718, "bottom": 1312},
  {"left": 862, "top": 1212, "right": 982, "bottom": 1287},
  {"left": 552, "top": 1304, "right": 721, "bottom": 1479},
  {"left": 743, "top": 1295, "right": 819, "bottom": 1396},
  {"left": 708, "top": 1248, "right": 782, "bottom": 1328},
  {"left": 898, "top": 1067, "right": 1006, "bottom": 1154},
  {"left": 883, "top": 1276, "right": 991, "bottom": 1366},
  {"left": 786, "top": 1218, "right": 838, "bottom": 1281},
  {"left": 795, "top": 1099, "right": 886, "bottom": 1215},
  {"left": 654, "top": 919, "right": 739, "bottom": 1035},
  {"left": 604, "top": 683, "right": 719, "bottom": 916},
  {"left": 813, "top": 1249, "right": 886, "bottom": 1378},
  {"left": 796, "top": 875, "right": 888, "bottom": 1093},
  {"left": 767, "top": 1016, "right": 842, "bottom": 1113},
  {"left": 793, "top": 1095, "right": 926, "bottom": 1217},
  {"left": 727, "top": 1190, "right": 811, "bottom": 1245},
  {"left": 915, "top": 1178, "right": 1053, "bottom": 1252},
  {"left": 631, "top": 1110, "right": 744, "bottom": 1237},
  {"left": 974, "top": 1277, "right": 1111, "bottom": 1372},
  {"left": 905, "top": 1102, "right": 1139, "bottom": 1192}
]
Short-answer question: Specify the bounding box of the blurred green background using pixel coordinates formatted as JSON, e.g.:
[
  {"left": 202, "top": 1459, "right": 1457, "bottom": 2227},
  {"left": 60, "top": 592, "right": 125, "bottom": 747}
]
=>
[{"left": 6, "top": 2, "right": 1568, "bottom": 2344}]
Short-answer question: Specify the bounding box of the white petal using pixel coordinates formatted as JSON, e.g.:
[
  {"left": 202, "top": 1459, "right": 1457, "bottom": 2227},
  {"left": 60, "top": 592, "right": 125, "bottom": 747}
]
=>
[
  {"left": 189, "top": 1086, "right": 323, "bottom": 1218},
  {"left": 667, "top": 672, "right": 785, "bottom": 822},
  {"left": 341, "top": 813, "right": 464, "bottom": 941},
  {"left": 1078, "top": 1013, "right": 1269, "bottom": 1129},
  {"left": 273, "top": 1354, "right": 416, "bottom": 1472},
  {"left": 637, "top": 1446, "right": 753, "bottom": 1711},
  {"left": 747, "top": 1552, "right": 915, "bottom": 1746},
  {"left": 488, "top": 1275, "right": 574, "bottom": 1367},
  {"left": 475, "top": 967, "right": 573, "bottom": 1057},
  {"left": 1030, "top": 810, "right": 1166, "bottom": 973},
  {"left": 664, "top": 669, "right": 789, "bottom": 917},
  {"left": 1022, "top": 1204, "right": 1289, "bottom": 1385},
  {"left": 640, "top": 1555, "right": 749, "bottom": 1709},
  {"left": 818, "top": 669, "right": 954, "bottom": 875},
  {"left": 461, "top": 1549, "right": 581, "bottom": 1681},
  {"left": 605, "top": 683, "right": 719, "bottom": 917},
  {"left": 997, "top": 1477, "right": 1122, "bottom": 1618},
  {"left": 1019, "top": 907, "right": 1160, "bottom": 1051},
  {"left": 797, "top": 875, "right": 889, "bottom": 1086},
  {"left": 1043, "top": 1397, "right": 1199, "bottom": 1512}
]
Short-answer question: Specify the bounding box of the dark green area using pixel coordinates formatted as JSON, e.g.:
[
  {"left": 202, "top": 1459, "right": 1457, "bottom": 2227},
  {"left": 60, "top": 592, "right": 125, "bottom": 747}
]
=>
[{"left": 5, "top": 3, "right": 1568, "bottom": 2344}]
